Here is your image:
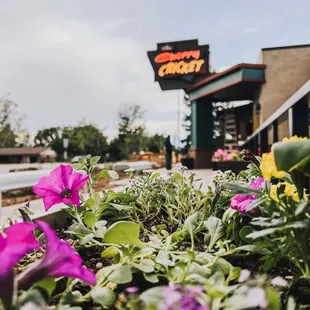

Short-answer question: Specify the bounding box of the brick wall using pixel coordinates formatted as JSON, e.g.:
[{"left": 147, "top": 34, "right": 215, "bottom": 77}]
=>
[{"left": 259, "top": 46, "right": 310, "bottom": 126}]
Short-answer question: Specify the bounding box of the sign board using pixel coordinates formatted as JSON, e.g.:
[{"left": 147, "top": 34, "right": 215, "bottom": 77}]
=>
[{"left": 147, "top": 39, "right": 209, "bottom": 90}]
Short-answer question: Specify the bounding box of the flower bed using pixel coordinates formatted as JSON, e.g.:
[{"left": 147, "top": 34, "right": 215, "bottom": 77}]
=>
[{"left": 1, "top": 139, "right": 310, "bottom": 309}]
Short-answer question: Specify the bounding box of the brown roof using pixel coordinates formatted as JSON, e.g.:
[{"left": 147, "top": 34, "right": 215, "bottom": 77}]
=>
[{"left": 0, "top": 147, "right": 49, "bottom": 156}]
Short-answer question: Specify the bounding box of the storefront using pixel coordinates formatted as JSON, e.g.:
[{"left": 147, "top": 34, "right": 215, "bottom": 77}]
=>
[{"left": 148, "top": 41, "right": 310, "bottom": 168}]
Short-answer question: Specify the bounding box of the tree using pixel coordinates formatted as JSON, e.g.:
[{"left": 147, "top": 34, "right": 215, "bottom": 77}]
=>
[
  {"left": 0, "top": 97, "right": 26, "bottom": 147},
  {"left": 117, "top": 105, "right": 146, "bottom": 155},
  {"left": 34, "top": 124, "right": 108, "bottom": 161},
  {"left": 145, "top": 134, "right": 165, "bottom": 153},
  {"left": 34, "top": 127, "right": 62, "bottom": 147},
  {"left": 107, "top": 137, "right": 124, "bottom": 162}
]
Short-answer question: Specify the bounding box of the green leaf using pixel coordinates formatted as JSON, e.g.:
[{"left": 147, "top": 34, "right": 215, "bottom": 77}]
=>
[
  {"left": 143, "top": 273, "right": 159, "bottom": 283},
  {"left": 90, "top": 156, "right": 101, "bottom": 165},
  {"left": 223, "top": 182, "right": 262, "bottom": 195},
  {"left": 91, "top": 287, "right": 116, "bottom": 309},
  {"left": 32, "top": 278, "right": 56, "bottom": 298},
  {"left": 65, "top": 222, "right": 92, "bottom": 237},
  {"left": 93, "top": 169, "right": 119, "bottom": 181},
  {"left": 105, "top": 192, "right": 132, "bottom": 203},
  {"left": 109, "top": 203, "right": 132, "bottom": 211},
  {"left": 151, "top": 172, "right": 160, "bottom": 179},
  {"left": 80, "top": 233, "right": 95, "bottom": 245},
  {"left": 246, "top": 227, "right": 279, "bottom": 239},
  {"left": 104, "top": 221, "right": 145, "bottom": 248},
  {"left": 108, "top": 265, "right": 132, "bottom": 284},
  {"left": 246, "top": 196, "right": 267, "bottom": 212},
  {"left": 247, "top": 221, "right": 307, "bottom": 239},
  {"left": 101, "top": 246, "right": 120, "bottom": 258},
  {"left": 95, "top": 220, "right": 107, "bottom": 228},
  {"left": 226, "top": 266, "right": 241, "bottom": 285},
  {"left": 19, "top": 289, "right": 47, "bottom": 309},
  {"left": 133, "top": 259, "right": 155, "bottom": 273},
  {"left": 295, "top": 200, "right": 309, "bottom": 216},
  {"left": 78, "top": 157, "right": 85, "bottom": 164},
  {"left": 155, "top": 250, "right": 174, "bottom": 266},
  {"left": 83, "top": 211, "right": 97, "bottom": 228},
  {"left": 85, "top": 197, "right": 95, "bottom": 210},
  {"left": 273, "top": 139, "right": 310, "bottom": 175},
  {"left": 265, "top": 287, "right": 281, "bottom": 310},
  {"left": 204, "top": 216, "right": 225, "bottom": 251},
  {"left": 239, "top": 226, "right": 256, "bottom": 242},
  {"left": 290, "top": 170, "right": 309, "bottom": 200},
  {"left": 225, "top": 245, "right": 271, "bottom": 255},
  {"left": 184, "top": 213, "right": 198, "bottom": 250},
  {"left": 140, "top": 287, "right": 163, "bottom": 306}
]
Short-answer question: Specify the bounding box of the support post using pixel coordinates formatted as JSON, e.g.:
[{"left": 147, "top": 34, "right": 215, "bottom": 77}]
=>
[
  {"left": 248, "top": 138, "right": 254, "bottom": 153},
  {"left": 292, "top": 96, "right": 309, "bottom": 138},
  {"left": 260, "top": 128, "right": 268, "bottom": 155},
  {"left": 253, "top": 135, "right": 258, "bottom": 155},
  {"left": 189, "top": 98, "right": 213, "bottom": 168},
  {"left": 272, "top": 120, "right": 278, "bottom": 143}
]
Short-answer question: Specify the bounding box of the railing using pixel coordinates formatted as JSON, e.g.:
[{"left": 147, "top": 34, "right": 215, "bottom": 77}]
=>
[
  {"left": 241, "top": 79, "right": 310, "bottom": 154},
  {"left": 0, "top": 169, "right": 51, "bottom": 219}
]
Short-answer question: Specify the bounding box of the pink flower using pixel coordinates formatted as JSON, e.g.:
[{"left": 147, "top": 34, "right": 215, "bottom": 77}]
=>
[
  {"left": 0, "top": 223, "right": 40, "bottom": 308},
  {"left": 17, "top": 221, "right": 96, "bottom": 290},
  {"left": 230, "top": 177, "right": 264, "bottom": 215},
  {"left": 223, "top": 153, "right": 233, "bottom": 161},
  {"left": 247, "top": 288, "right": 267, "bottom": 309},
  {"left": 125, "top": 287, "right": 139, "bottom": 294},
  {"left": 214, "top": 149, "right": 225, "bottom": 159},
  {"left": 33, "top": 165, "right": 89, "bottom": 211}
]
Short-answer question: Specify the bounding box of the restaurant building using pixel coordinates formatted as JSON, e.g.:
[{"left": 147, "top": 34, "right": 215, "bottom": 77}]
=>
[{"left": 148, "top": 42, "right": 310, "bottom": 168}]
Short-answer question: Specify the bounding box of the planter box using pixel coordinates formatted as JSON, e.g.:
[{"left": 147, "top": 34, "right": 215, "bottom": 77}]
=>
[
  {"left": 212, "top": 160, "right": 250, "bottom": 174},
  {"left": 181, "top": 157, "right": 194, "bottom": 170}
]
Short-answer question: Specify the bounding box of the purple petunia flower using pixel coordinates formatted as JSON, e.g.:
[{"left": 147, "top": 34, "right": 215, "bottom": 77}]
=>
[
  {"left": 230, "top": 177, "right": 264, "bottom": 215},
  {"left": 17, "top": 221, "right": 96, "bottom": 289},
  {"left": 33, "top": 164, "right": 89, "bottom": 211},
  {"left": 0, "top": 223, "right": 40, "bottom": 308},
  {"left": 125, "top": 287, "right": 139, "bottom": 294},
  {"left": 160, "top": 285, "right": 208, "bottom": 310}
]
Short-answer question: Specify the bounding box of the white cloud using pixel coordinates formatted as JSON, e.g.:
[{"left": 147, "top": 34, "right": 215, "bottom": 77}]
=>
[
  {"left": 243, "top": 27, "right": 261, "bottom": 34},
  {"left": 0, "top": 1, "right": 177, "bottom": 136}
]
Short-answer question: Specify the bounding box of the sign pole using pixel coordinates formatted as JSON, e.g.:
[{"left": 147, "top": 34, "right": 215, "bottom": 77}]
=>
[{"left": 177, "top": 90, "right": 181, "bottom": 151}]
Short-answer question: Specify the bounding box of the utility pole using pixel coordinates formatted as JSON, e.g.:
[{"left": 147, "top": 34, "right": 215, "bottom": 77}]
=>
[{"left": 177, "top": 90, "right": 181, "bottom": 150}]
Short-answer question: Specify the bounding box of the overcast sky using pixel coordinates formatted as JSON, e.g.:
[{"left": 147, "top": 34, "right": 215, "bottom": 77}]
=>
[{"left": 0, "top": 0, "right": 309, "bottom": 141}]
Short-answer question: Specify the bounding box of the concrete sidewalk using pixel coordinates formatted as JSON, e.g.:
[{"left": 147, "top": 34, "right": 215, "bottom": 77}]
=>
[{"left": 1, "top": 199, "right": 65, "bottom": 226}]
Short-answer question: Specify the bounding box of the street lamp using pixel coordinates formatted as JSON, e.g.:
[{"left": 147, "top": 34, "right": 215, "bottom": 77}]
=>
[{"left": 63, "top": 138, "right": 69, "bottom": 161}]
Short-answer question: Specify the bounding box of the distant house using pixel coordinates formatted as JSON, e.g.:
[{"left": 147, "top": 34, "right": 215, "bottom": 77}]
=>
[{"left": 0, "top": 147, "right": 57, "bottom": 163}]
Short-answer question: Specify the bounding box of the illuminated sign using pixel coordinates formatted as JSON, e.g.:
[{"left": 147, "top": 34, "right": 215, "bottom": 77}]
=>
[{"left": 147, "top": 40, "right": 209, "bottom": 90}]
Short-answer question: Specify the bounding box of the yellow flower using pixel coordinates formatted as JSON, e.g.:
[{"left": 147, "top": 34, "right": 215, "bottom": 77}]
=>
[
  {"left": 282, "top": 136, "right": 308, "bottom": 142},
  {"left": 260, "top": 153, "right": 286, "bottom": 181},
  {"left": 270, "top": 182, "right": 307, "bottom": 203}
]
